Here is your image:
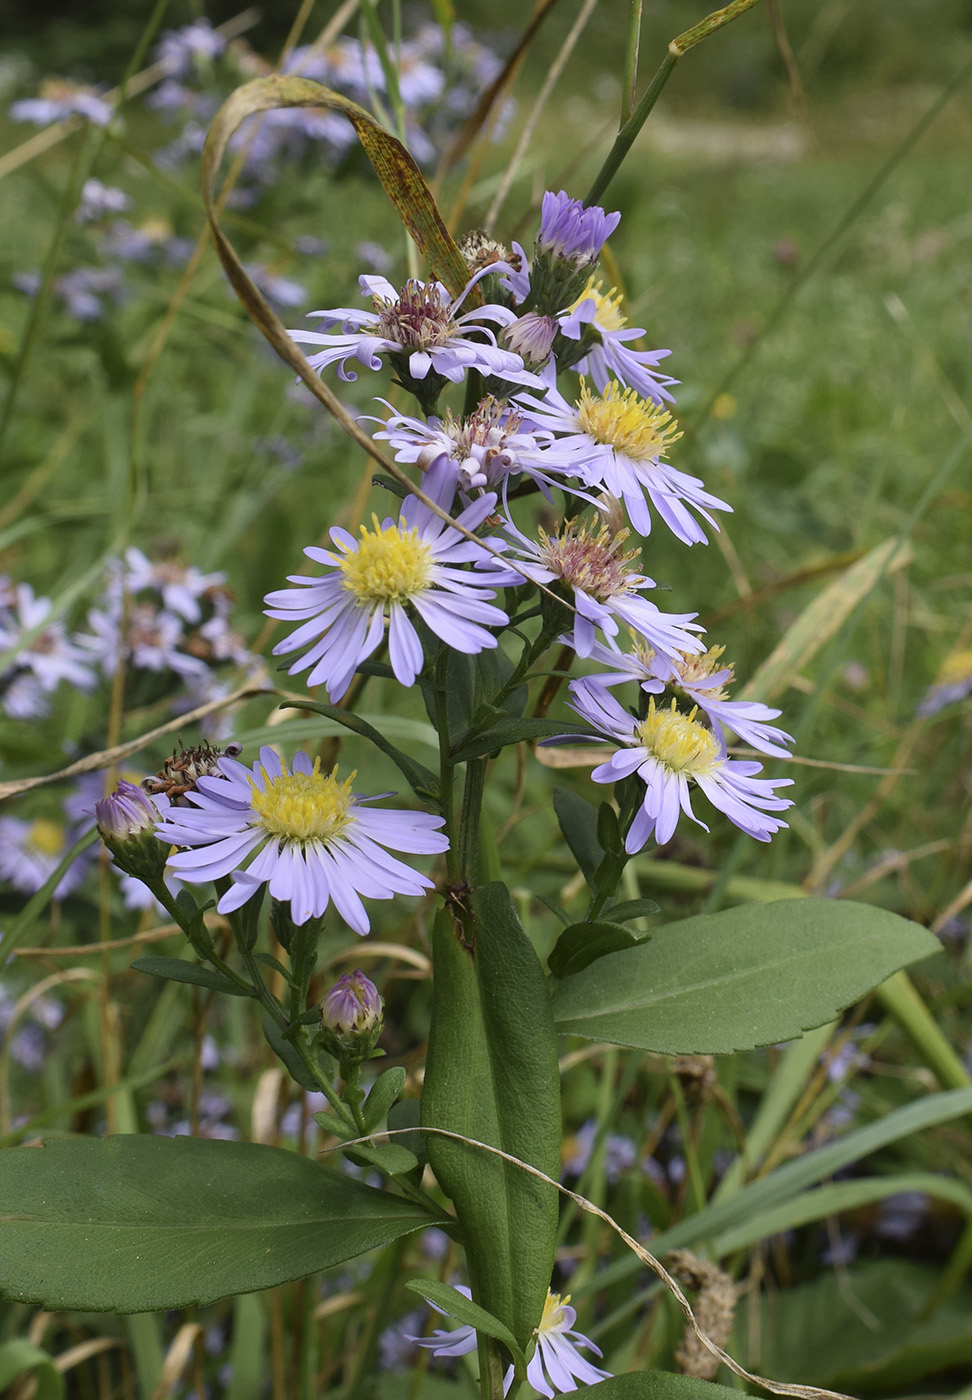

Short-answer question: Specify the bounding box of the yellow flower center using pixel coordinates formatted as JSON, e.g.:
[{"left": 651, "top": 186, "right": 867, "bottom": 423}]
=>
[
  {"left": 28, "top": 819, "right": 66, "bottom": 857},
  {"left": 538, "top": 1290, "right": 570, "bottom": 1337},
  {"left": 250, "top": 761, "right": 355, "bottom": 844},
  {"left": 636, "top": 699, "right": 721, "bottom": 776},
  {"left": 568, "top": 276, "right": 627, "bottom": 332},
  {"left": 939, "top": 646, "right": 972, "bottom": 687},
  {"left": 340, "top": 516, "right": 434, "bottom": 605},
  {"left": 575, "top": 380, "right": 681, "bottom": 461}
]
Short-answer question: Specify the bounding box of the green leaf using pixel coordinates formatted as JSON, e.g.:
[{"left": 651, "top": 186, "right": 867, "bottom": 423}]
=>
[
  {"left": 450, "top": 718, "right": 592, "bottom": 764},
  {"left": 262, "top": 1013, "right": 319, "bottom": 1090},
  {"left": 551, "top": 898, "right": 940, "bottom": 1054},
  {"left": 602, "top": 898, "right": 661, "bottom": 923},
  {"left": 281, "top": 699, "right": 441, "bottom": 806},
  {"left": 553, "top": 787, "right": 603, "bottom": 888},
  {"left": 422, "top": 884, "right": 561, "bottom": 1348},
  {"left": 388, "top": 1097, "right": 427, "bottom": 1166},
  {"left": 476, "top": 647, "right": 528, "bottom": 717},
  {"left": 548, "top": 921, "right": 650, "bottom": 980},
  {"left": 735, "top": 1260, "right": 972, "bottom": 1393},
  {"left": 131, "top": 956, "right": 252, "bottom": 998},
  {"left": 0, "top": 1135, "right": 430, "bottom": 1311},
  {"left": 405, "top": 1279, "right": 527, "bottom": 1374},
  {"left": 569, "top": 1376, "right": 747, "bottom": 1398},
  {"left": 346, "top": 1141, "right": 419, "bottom": 1178},
  {"left": 364, "top": 1067, "right": 407, "bottom": 1132},
  {"left": 0, "top": 1340, "right": 64, "bottom": 1400}
]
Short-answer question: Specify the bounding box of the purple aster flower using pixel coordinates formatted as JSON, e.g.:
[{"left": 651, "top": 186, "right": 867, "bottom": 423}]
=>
[
  {"left": 514, "top": 376, "right": 729, "bottom": 545},
  {"left": 121, "top": 548, "right": 226, "bottom": 623},
  {"left": 558, "top": 278, "right": 678, "bottom": 406},
  {"left": 264, "top": 459, "right": 508, "bottom": 699},
  {"left": 480, "top": 515, "right": 704, "bottom": 661},
  {"left": 537, "top": 191, "right": 620, "bottom": 267},
  {"left": 916, "top": 645, "right": 972, "bottom": 717},
  {"left": 0, "top": 815, "right": 91, "bottom": 899},
  {"left": 569, "top": 680, "right": 793, "bottom": 850},
  {"left": 372, "top": 396, "right": 567, "bottom": 498},
  {"left": 287, "top": 272, "right": 543, "bottom": 392},
  {"left": 412, "top": 1285, "right": 609, "bottom": 1396},
  {"left": 583, "top": 639, "right": 794, "bottom": 758},
  {"left": 10, "top": 81, "right": 113, "bottom": 128},
  {"left": 76, "top": 178, "right": 131, "bottom": 223},
  {"left": 158, "top": 746, "right": 448, "bottom": 932},
  {"left": 0, "top": 583, "right": 97, "bottom": 694},
  {"left": 80, "top": 601, "right": 208, "bottom": 679},
  {"left": 54, "top": 266, "right": 127, "bottom": 321},
  {"left": 155, "top": 20, "right": 226, "bottom": 77}
]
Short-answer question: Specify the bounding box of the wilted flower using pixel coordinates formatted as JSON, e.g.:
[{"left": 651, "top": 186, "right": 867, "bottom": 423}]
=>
[
  {"left": 157, "top": 746, "right": 449, "bottom": 932},
  {"left": 481, "top": 516, "right": 704, "bottom": 661},
  {"left": 287, "top": 272, "right": 543, "bottom": 407}
]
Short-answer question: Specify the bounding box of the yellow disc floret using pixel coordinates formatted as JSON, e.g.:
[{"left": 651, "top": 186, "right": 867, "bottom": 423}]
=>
[
  {"left": 28, "top": 819, "right": 66, "bottom": 856},
  {"left": 567, "top": 276, "right": 627, "bottom": 332},
  {"left": 250, "top": 760, "right": 356, "bottom": 844},
  {"left": 340, "top": 516, "right": 434, "bottom": 605},
  {"left": 575, "top": 379, "right": 682, "bottom": 461},
  {"left": 636, "top": 699, "right": 721, "bottom": 776},
  {"left": 538, "top": 1290, "right": 570, "bottom": 1336}
]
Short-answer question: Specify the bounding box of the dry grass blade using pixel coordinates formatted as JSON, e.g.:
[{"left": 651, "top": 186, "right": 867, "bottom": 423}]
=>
[
  {"left": 738, "top": 536, "right": 912, "bottom": 704},
  {"left": 148, "top": 1323, "right": 204, "bottom": 1400},
  {"left": 0, "top": 682, "right": 270, "bottom": 802}
]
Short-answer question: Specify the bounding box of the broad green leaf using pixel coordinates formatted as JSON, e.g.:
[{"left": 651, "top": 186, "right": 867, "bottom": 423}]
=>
[
  {"left": 552, "top": 898, "right": 939, "bottom": 1054},
  {"left": 0, "top": 1135, "right": 429, "bottom": 1311},
  {"left": 346, "top": 1141, "right": 419, "bottom": 1178},
  {"left": 405, "top": 1279, "right": 527, "bottom": 1373},
  {"left": 130, "top": 955, "right": 253, "bottom": 998},
  {"left": 282, "top": 700, "right": 440, "bottom": 806},
  {"left": 422, "top": 884, "right": 560, "bottom": 1348},
  {"left": 449, "top": 718, "right": 592, "bottom": 764},
  {"left": 735, "top": 1260, "right": 972, "bottom": 1393},
  {"left": 548, "top": 921, "right": 650, "bottom": 980},
  {"left": 570, "top": 1375, "right": 746, "bottom": 1398},
  {"left": 593, "top": 1087, "right": 972, "bottom": 1291},
  {"left": 0, "top": 1340, "right": 64, "bottom": 1400},
  {"left": 364, "top": 1067, "right": 407, "bottom": 1132},
  {"left": 553, "top": 787, "right": 603, "bottom": 888}
]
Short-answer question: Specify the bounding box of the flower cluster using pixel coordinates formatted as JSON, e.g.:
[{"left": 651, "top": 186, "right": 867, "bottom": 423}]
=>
[{"left": 269, "top": 190, "right": 793, "bottom": 858}]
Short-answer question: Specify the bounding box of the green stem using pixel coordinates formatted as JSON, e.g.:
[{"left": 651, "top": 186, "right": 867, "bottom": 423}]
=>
[
  {"left": 477, "top": 1335, "right": 506, "bottom": 1400},
  {"left": 145, "top": 879, "right": 254, "bottom": 995},
  {"left": 435, "top": 656, "right": 459, "bottom": 884},
  {"left": 457, "top": 758, "right": 488, "bottom": 886},
  {"left": 586, "top": 0, "right": 762, "bottom": 207},
  {"left": 621, "top": 0, "right": 643, "bottom": 122}
]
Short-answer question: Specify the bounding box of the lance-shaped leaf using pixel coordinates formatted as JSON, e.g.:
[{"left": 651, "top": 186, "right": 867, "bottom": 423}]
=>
[
  {"left": 282, "top": 700, "right": 440, "bottom": 807},
  {"left": 421, "top": 884, "right": 560, "bottom": 1349},
  {"left": 551, "top": 898, "right": 939, "bottom": 1054},
  {"left": 0, "top": 1135, "right": 429, "bottom": 1311},
  {"left": 570, "top": 1376, "right": 751, "bottom": 1399}
]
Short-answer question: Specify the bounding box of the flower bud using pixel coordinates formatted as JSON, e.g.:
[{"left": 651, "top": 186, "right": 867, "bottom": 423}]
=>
[
  {"left": 95, "top": 779, "right": 169, "bottom": 882},
  {"left": 528, "top": 191, "right": 622, "bottom": 314},
  {"left": 320, "top": 970, "right": 384, "bottom": 1068},
  {"left": 502, "top": 312, "right": 556, "bottom": 371}
]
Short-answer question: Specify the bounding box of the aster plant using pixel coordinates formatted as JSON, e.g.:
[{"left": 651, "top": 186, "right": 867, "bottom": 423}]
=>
[{"left": 0, "top": 9, "right": 951, "bottom": 1400}]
